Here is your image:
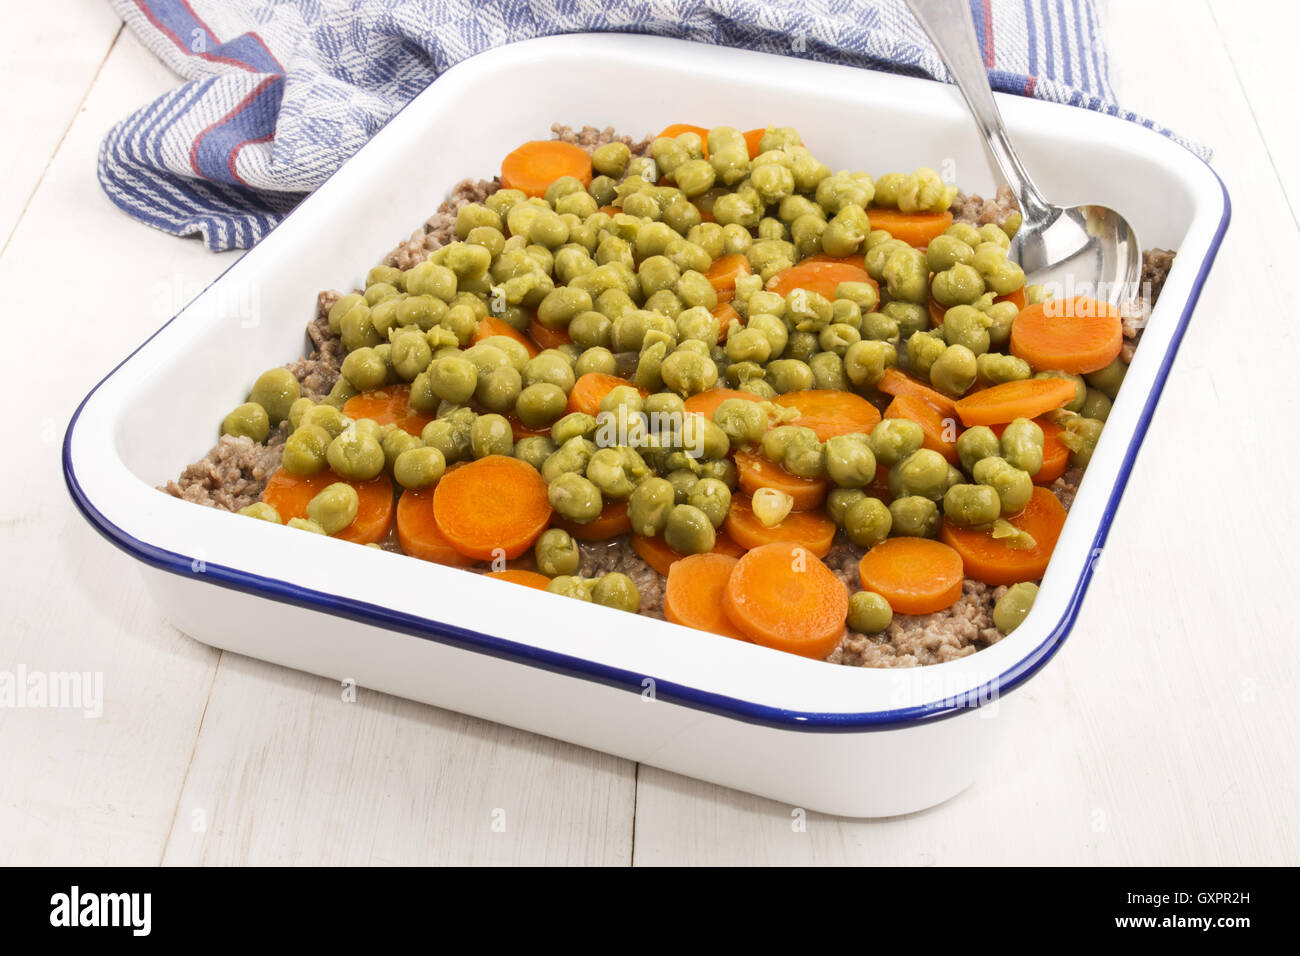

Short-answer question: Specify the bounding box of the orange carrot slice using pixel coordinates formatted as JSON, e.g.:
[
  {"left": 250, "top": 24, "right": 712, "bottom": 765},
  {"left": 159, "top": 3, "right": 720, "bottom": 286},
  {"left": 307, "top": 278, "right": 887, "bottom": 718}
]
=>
[
  {"left": 664, "top": 553, "right": 749, "bottom": 641},
  {"left": 992, "top": 417, "right": 1070, "bottom": 485},
  {"left": 722, "top": 541, "right": 849, "bottom": 658},
  {"left": 472, "top": 315, "right": 541, "bottom": 358},
  {"left": 866, "top": 208, "right": 954, "bottom": 247},
  {"left": 630, "top": 532, "right": 745, "bottom": 576},
  {"left": 396, "top": 486, "right": 476, "bottom": 566},
  {"left": 734, "top": 449, "right": 828, "bottom": 511},
  {"left": 485, "top": 569, "right": 551, "bottom": 589},
  {"left": 772, "top": 388, "right": 881, "bottom": 440},
  {"left": 432, "top": 455, "right": 552, "bottom": 560},
  {"left": 723, "top": 494, "right": 835, "bottom": 557},
  {"left": 953, "top": 378, "right": 1078, "bottom": 427},
  {"left": 705, "top": 253, "right": 754, "bottom": 303},
  {"left": 711, "top": 301, "right": 743, "bottom": 342},
  {"left": 262, "top": 467, "right": 394, "bottom": 545},
  {"left": 500, "top": 140, "right": 593, "bottom": 198},
  {"left": 742, "top": 128, "right": 765, "bottom": 159},
  {"left": 940, "top": 486, "right": 1067, "bottom": 586},
  {"left": 554, "top": 499, "right": 632, "bottom": 541},
  {"left": 682, "top": 386, "right": 762, "bottom": 420},
  {"left": 528, "top": 313, "right": 572, "bottom": 351},
  {"left": 343, "top": 385, "right": 434, "bottom": 438},
  {"left": 883, "top": 393, "right": 960, "bottom": 463},
  {"left": 857, "top": 538, "right": 965, "bottom": 615},
  {"left": 876, "top": 367, "right": 959, "bottom": 418},
  {"left": 765, "top": 260, "right": 876, "bottom": 300},
  {"left": 565, "top": 372, "right": 643, "bottom": 417},
  {"left": 1009, "top": 296, "right": 1123, "bottom": 374}
]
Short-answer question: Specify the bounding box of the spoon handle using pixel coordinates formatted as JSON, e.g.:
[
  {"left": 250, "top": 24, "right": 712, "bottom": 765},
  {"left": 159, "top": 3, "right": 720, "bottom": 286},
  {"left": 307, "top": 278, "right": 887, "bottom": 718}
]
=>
[{"left": 904, "top": 0, "right": 1052, "bottom": 223}]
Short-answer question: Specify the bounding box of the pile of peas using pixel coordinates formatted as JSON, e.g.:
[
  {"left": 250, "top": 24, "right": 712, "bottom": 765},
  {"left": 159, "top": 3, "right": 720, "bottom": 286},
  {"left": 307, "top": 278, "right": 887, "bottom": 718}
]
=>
[{"left": 219, "top": 125, "right": 1111, "bottom": 635}]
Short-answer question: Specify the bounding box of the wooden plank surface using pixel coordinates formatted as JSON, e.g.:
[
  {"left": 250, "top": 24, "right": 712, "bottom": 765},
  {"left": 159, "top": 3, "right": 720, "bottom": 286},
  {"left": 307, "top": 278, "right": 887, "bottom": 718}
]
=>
[{"left": 0, "top": 0, "right": 1295, "bottom": 866}]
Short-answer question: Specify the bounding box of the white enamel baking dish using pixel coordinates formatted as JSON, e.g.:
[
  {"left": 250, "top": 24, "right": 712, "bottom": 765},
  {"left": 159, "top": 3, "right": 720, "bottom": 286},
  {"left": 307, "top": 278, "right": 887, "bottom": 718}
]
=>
[{"left": 64, "top": 34, "right": 1228, "bottom": 817}]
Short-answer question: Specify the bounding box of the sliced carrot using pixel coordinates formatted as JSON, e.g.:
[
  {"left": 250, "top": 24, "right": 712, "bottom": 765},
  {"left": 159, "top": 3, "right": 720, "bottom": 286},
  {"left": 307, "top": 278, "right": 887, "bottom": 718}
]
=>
[
  {"left": 396, "top": 486, "right": 475, "bottom": 566},
  {"left": 711, "top": 301, "right": 742, "bottom": 343},
  {"left": 485, "top": 569, "right": 551, "bottom": 590},
  {"left": 555, "top": 499, "right": 631, "bottom": 541},
  {"left": 765, "top": 260, "right": 876, "bottom": 301},
  {"left": 999, "top": 287, "right": 1027, "bottom": 310},
  {"left": 857, "top": 538, "right": 965, "bottom": 616},
  {"left": 529, "top": 313, "right": 572, "bottom": 351},
  {"left": 952, "top": 378, "right": 1078, "bottom": 427},
  {"left": 876, "top": 367, "right": 959, "bottom": 419},
  {"left": 705, "top": 253, "right": 753, "bottom": 303},
  {"left": 1009, "top": 296, "right": 1123, "bottom": 374},
  {"left": 992, "top": 417, "right": 1070, "bottom": 485},
  {"left": 472, "top": 315, "right": 541, "bottom": 358},
  {"left": 663, "top": 553, "right": 749, "bottom": 642},
  {"left": 883, "top": 393, "right": 960, "bottom": 463},
  {"left": 682, "top": 386, "right": 762, "bottom": 420},
  {"left": 432, "top": 455, "right": 552, "bottom": 560},
  {"left": 343, "top": 385, "right": 434, "bottom": 438},
  {"left": 733, "top": 449, "right": 827, "bottom": 511},
  {"left": 722, "top": 542, "right": 848, "bottom": 658},
  {"left": 598, "top": 204, "right": 620, "bottom": 216},
  {"left": 865, "top": 463, "right": 893, "bottom": 505},
  {"left": 866, "top": 208, "right": 954, "bottom": 247},
  {"left": 500, "top": 140, "right": 592, "bottom": 199},
  {"left": 940, "top": 486, "right": 1067, "bottom": 586},
  {"left": 723, "top": 494, "right": 835, "bottom": 557},
  {"left": 773, "top": 389, "right": 881, "bottom": 440},
  {"left": 928, "top": 296, "right": 947, "bottom": 329},
  {"left": 742, "top": 128, "right": 765, "bottom": 159},
  {"left": 630, "top": 532, "right": 745, "bottom": 576},
  {"left": 658, "top": 124, "right": 711, "bottom": 158},
  {"left": 262, "top": 467, "right": 394, "bottom": 546},
  {"left": 565, "top": 372, "right": 642, "bottom": 417}
]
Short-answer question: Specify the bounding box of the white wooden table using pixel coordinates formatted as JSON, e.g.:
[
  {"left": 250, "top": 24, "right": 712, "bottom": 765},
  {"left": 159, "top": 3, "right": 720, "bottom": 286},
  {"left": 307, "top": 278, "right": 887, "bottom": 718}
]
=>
[{"left": 2, "top": 0, "right": 1296, "bottom": 865}]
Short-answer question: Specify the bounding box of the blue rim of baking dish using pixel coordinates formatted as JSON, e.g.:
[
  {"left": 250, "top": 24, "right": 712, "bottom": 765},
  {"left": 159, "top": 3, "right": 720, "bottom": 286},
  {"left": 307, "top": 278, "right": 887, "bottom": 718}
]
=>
[{"left": 62, "top": 77, "right": 1231, "bottom": 735}]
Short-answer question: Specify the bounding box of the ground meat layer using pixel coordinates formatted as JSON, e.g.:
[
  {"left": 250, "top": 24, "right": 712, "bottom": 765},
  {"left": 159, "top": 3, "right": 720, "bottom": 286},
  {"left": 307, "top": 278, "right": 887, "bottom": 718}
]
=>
[
  {"left": 161, "top": 427, "right": 287, "bottom": 512},
  {"left": 950, "top": 184, "right": 1019, "bottom": 227},
  {"left": 1122, "top": 248, "right": 1176, "bottom": 362}
]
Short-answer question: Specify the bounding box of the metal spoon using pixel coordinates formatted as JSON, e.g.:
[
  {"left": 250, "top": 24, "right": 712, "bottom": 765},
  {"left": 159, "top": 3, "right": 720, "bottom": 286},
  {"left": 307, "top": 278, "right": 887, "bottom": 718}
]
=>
[{"left": 905, "top": 0, "right": 1141, "bottom": 307}]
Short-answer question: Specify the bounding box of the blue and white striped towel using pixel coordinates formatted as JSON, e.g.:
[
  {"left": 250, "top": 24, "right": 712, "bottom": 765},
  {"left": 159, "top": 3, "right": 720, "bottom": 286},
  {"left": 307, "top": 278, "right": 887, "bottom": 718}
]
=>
[{"left": 101, "top": 0, "right": 1198, "bottom": 252}]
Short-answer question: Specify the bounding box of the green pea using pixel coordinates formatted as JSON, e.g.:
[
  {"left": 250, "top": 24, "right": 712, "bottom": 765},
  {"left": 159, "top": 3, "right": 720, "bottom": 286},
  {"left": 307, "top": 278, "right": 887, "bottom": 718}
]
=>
[
  {"left": 930, "top": 263, "right": 986, "bottom": 307},
  {"left": 1060, "top": 416, "right": 1104, "bottom": 468},
  {"left": 957, "top": 425, "right": 1000, "bottom": 473},
  {"left": 551, "top": 412, "right": 597, "bottom": 445},
  {"left": 468, "top": 413, "right": 513, "bottom": 459},
  {"left": 889, "top": 495, "right": 940, "bottom": 538},
  {"left": 1085, "top": 358, "right": 1127, "bottom": 400},
  {"left": 322, "top": 377, "right": 358, "bottom": 410},
  {"left": 238, "top": 502, "right": 281, "bottom": 523},
  {"left": 976, "top": 352, "right": 1031, "bottom": 384},
  {"left": 1000, "top": 418, "right": 1044, "bottom": 475},
  {"left": 907, "top": 331, "right": 947, "bottom": 380},
  {"left": 844, "top": 340, "right": 897, "bottom": 388},
  {"left": 534, "top": 528, "right": 580, "bottom": 577},
  {"left": 993, "top": 582, "right": 1039, "bottom": 634},
  {"left": 628, "top": 477, "right": 675, "bottom": 537},
  {"left": 687, "top": 478, "right": 732, "bottom": 528},
  {"left": 287, "top": 517, "right": 326, "bottom": 535},
  {"left": 926, "top": 235, "right": 975, "bottom": 273},
  {"left": 584, "top": 448, "right": 639, "bottom": 499},
  {"left": 326, "top": 429, "right": 385, "bottom": 481},
  {"left": 942, "top": 484, "right": 1001, "bottom": 527},
  {"left": 592, "top": 141, "right": 631, "bottom": 178},
  {"left": 222, "top": 402, "right": 270, "bottom": 442},
  {"left": 247, "top": 368, "right": 301, "bottom": 425},
  {"left": 983, "top": 300, "right": 1019, "bottom": 348},
  {"left": 664, "top": 469, "right": 700, "bottom": 504},
  {"left": 881, "top": 300, "right": 929, "bottom": 340},
  {"left": 392, "top": 446, "right": 446, "bottom": 490},
  {"left": 847, "top": 590, "right": 893, "bottom": 633},
  {"left": 514, "top": 382, "right": 566, "bottom": 429},
  {"left": 825, "top": 435, "right": 878, "bottom": 488},
  {"left": 541, "top": 436, "right": 596, "bottom": 484},
  {"left": 575, "top": 347, "right": 617, "bottom": 377},
  {"left": 428, "top": 357, "right": 478, "bottom": 404},
  {"left": 548, "top": 472, "right": 604, "bottom": 523},
  {"left": 869, "top": 418, "right": 925, "bottom": 467},
  {"left": 713, "top": 398, "right": 767, "bottom": 446},
  {"left": 281, "top": 423, "right": 331, "bottom": 476},
  {"left": 1081, "top": 387, "right": 1112, "bottom": 422},
  {"left": 514, "top": 435, "right": 556, "bottom": 471},
  {"left": 327, "top": 293, "right": 366, "bottom": 335},
  {"left": 929, "top": 344, "right": 978, "bottom": 397},
  {"left": 826, "top": 487, "right": 867, "bottom": 526},
  {"left": 547, "top": 575, "right": 593, "bottom": 602},
  {"left": 942, "top": 305, "right": 993, "bottom": 355},
  {"left": 680, "top": 414, "right": 730, "bottom": 460},
  {"left": 664, "top": 503, "right": 716, "bottom": 555},
  {"left": 766, "top": 359, "right": 814, "bottom": 394},
  {"left": 888, "top": 449, "right": 950, "bottom": 501},
  {"left": 882, "top": 246, "right": 929, "bottom": 304},
  {"left": 974, "top": 457, "right": 1034, "bottom": 515},
  {"left": 591, "top": 573, "right": 641, "bottom": 613},
  {"left": 391, "top": 331, "right": 433, "bottom": 381},
  {"left": 307, "top": 482, "right": 359, "bottom": 535},
  {"left": 475, "top": 365, "right": 522, "bottom": 413},
  {"left": 844, "top": 496, "right": 892, "bottom": 548}
]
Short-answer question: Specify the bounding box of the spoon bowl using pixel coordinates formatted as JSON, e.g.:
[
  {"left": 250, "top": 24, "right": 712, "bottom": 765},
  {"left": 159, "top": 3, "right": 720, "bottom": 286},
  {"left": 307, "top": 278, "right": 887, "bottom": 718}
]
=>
[{"left": 907, "top": 0, "right": 1142, "bottom": 308}]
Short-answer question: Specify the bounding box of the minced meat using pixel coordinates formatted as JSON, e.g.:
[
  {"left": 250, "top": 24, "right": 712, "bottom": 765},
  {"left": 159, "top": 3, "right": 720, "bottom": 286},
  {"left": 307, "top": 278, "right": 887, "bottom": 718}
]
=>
[{"left": 950, "top": 184, "right": 1019, "bottom": 227}]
